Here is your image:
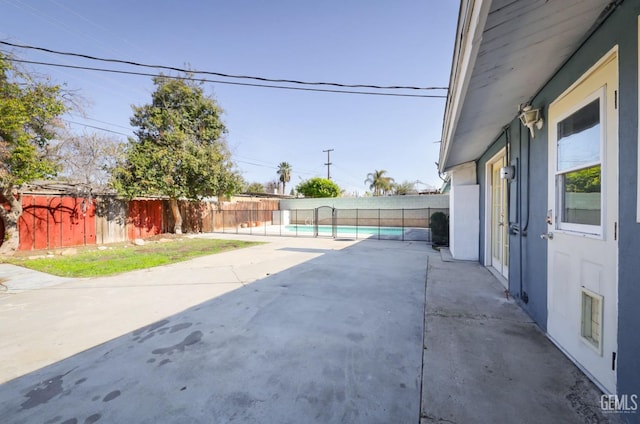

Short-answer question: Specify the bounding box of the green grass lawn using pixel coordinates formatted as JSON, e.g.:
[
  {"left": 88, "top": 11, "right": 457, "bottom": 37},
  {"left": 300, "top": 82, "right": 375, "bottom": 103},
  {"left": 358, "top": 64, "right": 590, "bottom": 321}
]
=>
[{"left": 2, "top": 237, "right": 262, "bottom": 278}]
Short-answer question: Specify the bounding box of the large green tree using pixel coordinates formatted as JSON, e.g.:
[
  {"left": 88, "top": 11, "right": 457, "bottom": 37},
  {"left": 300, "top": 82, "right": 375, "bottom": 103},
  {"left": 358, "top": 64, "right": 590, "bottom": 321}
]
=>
[
  {"left": 296, "top": 177, "right": 340, "bottom": 198},
  {"left": 365, "top": 169, "right": 394, "bottom": 196},
  {"left": 112, "top": 74, "right": 241, "bottom": 233},
  {"left": 0, "top": 53, "right": 67, "bottom": 254},
  {"left": 277, "top": 161, "right": 292, "bottom": 195}
]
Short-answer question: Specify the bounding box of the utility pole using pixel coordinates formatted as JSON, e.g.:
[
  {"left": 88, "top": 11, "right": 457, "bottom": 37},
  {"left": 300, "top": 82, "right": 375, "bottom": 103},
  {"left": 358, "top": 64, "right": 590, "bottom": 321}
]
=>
[{"left": 323, "top": 149, "right": 334, "bottom": 180}]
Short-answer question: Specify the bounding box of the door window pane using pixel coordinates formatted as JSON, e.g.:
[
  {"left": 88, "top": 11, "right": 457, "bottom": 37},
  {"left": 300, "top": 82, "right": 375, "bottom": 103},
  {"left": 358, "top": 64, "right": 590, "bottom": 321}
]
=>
[
  {"left": 557, "top": 99, "right": 600, "bottom": 171},
  {"left": 561, "top": 165, "right": 601, "bottom": 225},
  {"left": 491, "top": 166, "right": 501, "bottom": 259},
  {"left": 581, "top": 290, "right": 602, "bottom": 352}
]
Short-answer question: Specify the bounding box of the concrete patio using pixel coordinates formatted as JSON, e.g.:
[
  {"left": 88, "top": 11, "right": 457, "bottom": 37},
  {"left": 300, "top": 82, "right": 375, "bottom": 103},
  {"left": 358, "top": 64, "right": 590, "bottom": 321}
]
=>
[{"left": 0, "top": 235, "right": 622, "bottom": 423}]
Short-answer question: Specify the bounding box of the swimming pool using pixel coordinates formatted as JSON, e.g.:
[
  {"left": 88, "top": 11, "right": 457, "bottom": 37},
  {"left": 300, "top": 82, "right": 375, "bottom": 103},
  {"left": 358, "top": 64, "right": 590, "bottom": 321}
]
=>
[{"left": 218, "top": 223, "right": 430, "bottom": 241}]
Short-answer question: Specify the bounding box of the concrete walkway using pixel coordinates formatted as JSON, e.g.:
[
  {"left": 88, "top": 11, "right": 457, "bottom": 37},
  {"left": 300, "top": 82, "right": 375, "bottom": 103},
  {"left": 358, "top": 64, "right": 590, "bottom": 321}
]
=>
[
  {"left": 422, "top": 251, "right": 621, "bottom": 424},
  {"left": 0, "top": 235, "right": 621, "bottom": 423},
  {"left": 0, "top": 264, "right": 72, "bottom": 293}
]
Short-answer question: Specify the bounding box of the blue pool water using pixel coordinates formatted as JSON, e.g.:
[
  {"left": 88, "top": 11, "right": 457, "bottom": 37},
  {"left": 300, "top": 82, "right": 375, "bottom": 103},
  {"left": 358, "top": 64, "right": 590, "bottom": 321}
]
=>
[{"left": 285, "top": 225, "right": 405, "bottom": 236}]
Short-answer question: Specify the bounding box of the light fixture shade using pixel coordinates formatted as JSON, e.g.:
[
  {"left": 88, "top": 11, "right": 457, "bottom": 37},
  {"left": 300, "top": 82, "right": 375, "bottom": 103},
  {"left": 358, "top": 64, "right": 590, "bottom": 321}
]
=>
[
  {"left": 519, "top": 107, "right": 539, "bottom": 126},
  {"left": 519, "top": 105, "right": 543, "bottom": 138}
]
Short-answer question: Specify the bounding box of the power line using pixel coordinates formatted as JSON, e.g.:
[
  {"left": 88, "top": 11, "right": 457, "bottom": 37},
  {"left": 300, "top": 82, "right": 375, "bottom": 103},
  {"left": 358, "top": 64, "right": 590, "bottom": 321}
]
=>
[
  {"left": 234, "top": 157, "right": 328, "bottom": 180},
  {"left": 0, "top": 40, "right": 449, "bottom": 92},
  {"left": 332, "top": 164, "right": 367, "bottom": 186},
  {"left": 65, "top": 120, "right": 130, "bottom": 137},
  {"left": 234, "top": 159, "right": 277, "bottom": 169},
  {"left": 69, "top": 115, "right": 132, "bottom": 131},
  {"left": 8, "top": 58, "right": 447, "bottom": 98}
]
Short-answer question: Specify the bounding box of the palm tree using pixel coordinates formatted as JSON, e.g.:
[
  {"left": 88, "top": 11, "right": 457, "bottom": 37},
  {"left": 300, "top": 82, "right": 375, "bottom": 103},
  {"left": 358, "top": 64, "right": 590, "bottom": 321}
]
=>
[
  {"left": 277, "top": 162, "right": 292, "bottom": 195},
  {"left": 365, "top": 169, "right": 395, "bottom": 196}
]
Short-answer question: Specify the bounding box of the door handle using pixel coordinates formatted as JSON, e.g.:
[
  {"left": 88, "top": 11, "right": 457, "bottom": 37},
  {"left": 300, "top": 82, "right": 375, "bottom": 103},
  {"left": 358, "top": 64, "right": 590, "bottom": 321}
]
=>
[{"left": 540, "top": 232, "right": 554, "bottom": 240}]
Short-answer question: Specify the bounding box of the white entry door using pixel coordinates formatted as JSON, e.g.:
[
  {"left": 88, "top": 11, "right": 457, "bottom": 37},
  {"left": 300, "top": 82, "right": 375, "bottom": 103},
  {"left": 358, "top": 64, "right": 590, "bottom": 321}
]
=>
[
  {"left": 546, "top": 50, "right": 618, "bottom": 394},
  {"left": 490, "top": 155, "right": 509, "bottom": 282}
]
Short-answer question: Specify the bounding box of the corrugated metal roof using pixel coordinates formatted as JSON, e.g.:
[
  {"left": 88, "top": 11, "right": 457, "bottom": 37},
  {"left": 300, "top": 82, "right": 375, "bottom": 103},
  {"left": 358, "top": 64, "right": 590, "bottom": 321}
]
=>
[{"left": 440, "top": 0, "right": 614, "bottom": 171}]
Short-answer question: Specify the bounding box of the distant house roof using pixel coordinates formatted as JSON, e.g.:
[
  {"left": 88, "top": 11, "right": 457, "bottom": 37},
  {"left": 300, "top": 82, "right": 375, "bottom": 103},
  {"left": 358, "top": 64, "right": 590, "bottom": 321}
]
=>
[
  {"left": 20, "top": 181, "right": 114, "bottom": 196},
  {"left": 237, "top": 192, "right": 292, "bottom": 199},
  {"left": 439, "top": 0, "right": 616, "bottom": 172}
]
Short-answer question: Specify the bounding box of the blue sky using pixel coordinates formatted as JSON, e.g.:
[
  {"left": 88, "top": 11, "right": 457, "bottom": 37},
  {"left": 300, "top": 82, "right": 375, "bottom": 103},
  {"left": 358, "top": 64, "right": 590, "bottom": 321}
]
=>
[{"left": 0, "top": 1, "right": 457, "bottom": 195}]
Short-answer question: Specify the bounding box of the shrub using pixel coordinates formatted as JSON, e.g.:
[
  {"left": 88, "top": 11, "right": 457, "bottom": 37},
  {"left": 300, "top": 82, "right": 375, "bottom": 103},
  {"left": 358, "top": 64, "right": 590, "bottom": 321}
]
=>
[
  {"left": 430, "top": 211, "right": 449, "bottom": 245},
  {"left": 296, "top": 177, "right": 340, "bottom": 198}
]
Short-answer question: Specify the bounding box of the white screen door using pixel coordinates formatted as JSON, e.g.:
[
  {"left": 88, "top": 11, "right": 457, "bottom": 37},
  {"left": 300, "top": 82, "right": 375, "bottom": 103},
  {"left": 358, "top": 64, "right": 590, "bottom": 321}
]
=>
[
  {"left": 490, "top": 156, "right": 508, "bottom": 282},
  {"left": 546, "top": 50, "right": 618, "bottom": 394}
]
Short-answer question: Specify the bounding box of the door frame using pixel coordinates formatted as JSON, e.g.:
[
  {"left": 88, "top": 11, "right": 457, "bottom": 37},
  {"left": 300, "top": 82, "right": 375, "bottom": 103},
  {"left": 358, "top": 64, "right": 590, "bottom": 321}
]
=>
[
  {"left": 484, "top": 148, "right": 509, "bottom": 282},
  {"left": 546, "top": 46, "right": 619, "bottom": 394}
]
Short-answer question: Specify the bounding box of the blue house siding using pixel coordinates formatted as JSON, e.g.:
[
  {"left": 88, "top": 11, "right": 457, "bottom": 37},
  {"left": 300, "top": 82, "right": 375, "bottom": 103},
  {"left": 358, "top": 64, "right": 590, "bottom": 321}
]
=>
[
  {"left": 610, "top": 0, "right": 640, "bottom": 403},
  {"left": 474, "top": 0, "right": 640, "bottom": 400},
  {"left": 477, "top": 114, "right": 550, "bottom": 329},
  {"left": 507, "top": 118, "right": 548, "bottom": 330}
]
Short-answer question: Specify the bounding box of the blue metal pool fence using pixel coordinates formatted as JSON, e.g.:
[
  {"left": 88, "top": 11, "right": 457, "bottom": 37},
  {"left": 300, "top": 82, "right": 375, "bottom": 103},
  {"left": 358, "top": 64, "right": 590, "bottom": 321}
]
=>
[{"left": 211, "top": 207, "right": 449, "bottom": 242}]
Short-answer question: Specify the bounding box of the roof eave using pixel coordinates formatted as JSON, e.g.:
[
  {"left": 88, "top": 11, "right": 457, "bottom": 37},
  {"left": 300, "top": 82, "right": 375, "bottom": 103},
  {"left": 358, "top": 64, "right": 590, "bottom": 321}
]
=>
[{"left": 439, "top": 0, "right": 493, "bottom": 174}]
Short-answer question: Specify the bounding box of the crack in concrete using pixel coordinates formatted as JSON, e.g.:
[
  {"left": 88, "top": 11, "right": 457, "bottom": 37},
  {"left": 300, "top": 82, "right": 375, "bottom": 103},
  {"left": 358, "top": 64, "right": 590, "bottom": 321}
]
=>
[
  {"left": 229, "top": 266, "right": 246, "bottom": 286},
  {"left": 425, "top": 311, "right": 534, "bottom": 324},
  {"left": 421, "top": 413, "right": 458, "bottom": 424},
  {"left": 418, "top": 255, "right": 429, "bottom": 424}
]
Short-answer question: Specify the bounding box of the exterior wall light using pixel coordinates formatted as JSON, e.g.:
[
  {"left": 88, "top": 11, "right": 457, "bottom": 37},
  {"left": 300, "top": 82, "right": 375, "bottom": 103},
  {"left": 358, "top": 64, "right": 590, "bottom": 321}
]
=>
[{"left": 519, "top": 105, "right": 544, "bottom": 138}]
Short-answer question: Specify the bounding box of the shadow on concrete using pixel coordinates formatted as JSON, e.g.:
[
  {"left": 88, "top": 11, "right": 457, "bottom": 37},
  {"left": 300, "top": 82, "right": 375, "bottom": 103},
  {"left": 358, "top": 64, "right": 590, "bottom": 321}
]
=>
[{"left": 0, "top": 239, "right": 430, "bottom": 424}]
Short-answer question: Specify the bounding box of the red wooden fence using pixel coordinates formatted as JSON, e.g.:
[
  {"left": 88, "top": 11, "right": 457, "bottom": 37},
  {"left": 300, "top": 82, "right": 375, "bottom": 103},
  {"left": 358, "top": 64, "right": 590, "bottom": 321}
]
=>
[
  {"left": 127, "top": 199, "right": 163, "bottom": 240},
  {"left": 4, "top": 195, "right": 280, "bottom": 251},
  {"left": 18, "top": 195, "right": 97, "bottom": 251}
]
